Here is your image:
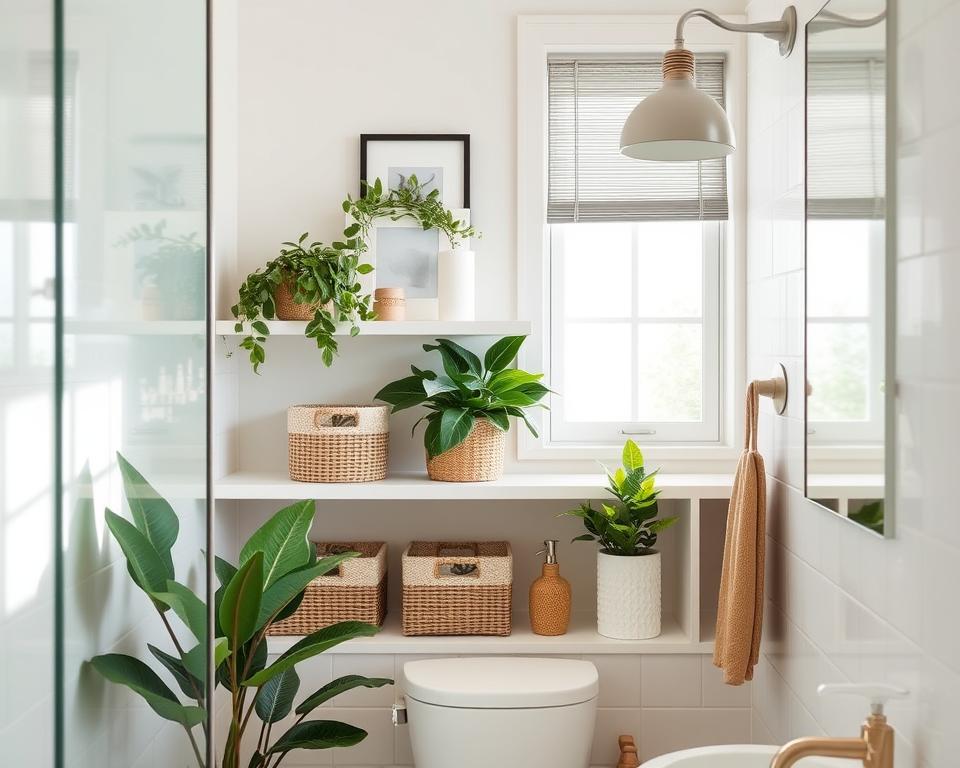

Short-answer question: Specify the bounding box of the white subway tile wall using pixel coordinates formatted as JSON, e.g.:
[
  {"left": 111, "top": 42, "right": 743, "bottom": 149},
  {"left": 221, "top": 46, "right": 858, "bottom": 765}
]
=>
[{"left": 745, "top": 2, "right": 960, "bottom": 768}]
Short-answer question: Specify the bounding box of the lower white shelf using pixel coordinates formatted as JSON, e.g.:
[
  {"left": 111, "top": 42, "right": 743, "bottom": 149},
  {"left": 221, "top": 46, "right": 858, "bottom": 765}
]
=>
[
  {"left": 265, "top": 612, "right": 710, "bottom": 656},
  {"left": 215, "top": 471, "right": 736, "bottom": 501}
]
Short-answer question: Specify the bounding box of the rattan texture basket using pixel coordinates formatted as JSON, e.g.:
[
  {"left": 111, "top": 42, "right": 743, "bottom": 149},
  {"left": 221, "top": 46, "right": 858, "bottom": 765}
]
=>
[
  {"left": 288, "top": 404, "right": 389, "bottom": 483},
  {"left": 426, "top": 418, "right": 505, "bottom": 482},
  {"left": 274, "top": 279, "right": 323, "bottom": 320},
  {"left": 402, "top": 541, "right": 513, "bottom": 636},
  {"left": 267, "top": 542, "right": 387, "bottom": 635}
]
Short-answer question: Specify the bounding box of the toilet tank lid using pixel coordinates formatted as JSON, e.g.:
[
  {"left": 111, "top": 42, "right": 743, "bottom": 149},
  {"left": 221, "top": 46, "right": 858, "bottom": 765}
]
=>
[{"left": 402, "top": 657, "right": 599, "bottom": 708}]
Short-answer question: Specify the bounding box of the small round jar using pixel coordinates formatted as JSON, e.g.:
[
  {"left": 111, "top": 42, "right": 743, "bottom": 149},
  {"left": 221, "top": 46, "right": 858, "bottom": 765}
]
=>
[{"left": 373, "top": 287, "right": 406, "bottom": 321}]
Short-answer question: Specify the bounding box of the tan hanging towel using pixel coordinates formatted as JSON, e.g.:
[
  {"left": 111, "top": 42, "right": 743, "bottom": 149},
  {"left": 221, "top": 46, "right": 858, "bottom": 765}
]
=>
[{"left": 713, "top": 382, "right": 766, "bottom": 685}]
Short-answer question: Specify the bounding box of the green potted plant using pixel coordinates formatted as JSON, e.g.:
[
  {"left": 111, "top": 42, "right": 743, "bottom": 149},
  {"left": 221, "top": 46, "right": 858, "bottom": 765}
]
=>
[
  {"left": 563, "top": 440, "right": 678, "bottom": 639},
  {"left": 230, "top": 226, "right": 375, "bottom": 372},
  {"left": 375, "top": 336, "right": 548, "bottom": 481},
  {"left": 90, "top": 454, "right": 391, "bottom": 768}
]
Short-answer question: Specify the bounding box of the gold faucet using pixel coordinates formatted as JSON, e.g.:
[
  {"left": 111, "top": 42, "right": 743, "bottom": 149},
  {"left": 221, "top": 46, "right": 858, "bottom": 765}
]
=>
[{"left": 769, "top": 684, "right": 907, "bottom": 768}]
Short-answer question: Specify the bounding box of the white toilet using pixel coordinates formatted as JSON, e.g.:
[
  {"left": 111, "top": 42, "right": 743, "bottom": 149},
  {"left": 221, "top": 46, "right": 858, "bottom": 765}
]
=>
[{"left": 399, "top": 656, "right": 599, "bottom": 768}]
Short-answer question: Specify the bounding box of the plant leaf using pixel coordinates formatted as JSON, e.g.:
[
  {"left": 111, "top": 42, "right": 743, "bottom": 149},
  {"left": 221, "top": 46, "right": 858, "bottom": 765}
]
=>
[
  {"left": 255, "top": 667, "right": 300, "bottom": 724},
  {"left": 256, "top": 553, "right": 358, "bottom": 629},
  {"left": 89, "top": 653, "right": 206, "bottom": 728},
  {"left": 264, "top": 720, "right": 367, "bottom": 756},
  {"left": 484, "top": 408, "right": 510, "bottom": 431},
  {"left": 374, "top": 375, "right": 428, "bottom": 412},
  {"left": 435, "top": 338, "right": 482, "bottom": 377},
  {"left": 483, "top": 335, "right": 526, "bottom": 374},
  {"left": 105, "top": 509, "right": 169, "bottom": 595},
  {"left": 242, "top": 622, "right": 378, "bottom": 687},
  {"left": 436, "top": 407, "right": 474, "bottom": 455},
  {"left": 487, "top": 368, "right": 542, "bottom": 394},
  {"left": 422, "top": 374, "right": 460, "bottom": 398},
  {"left": 295, "top": 675, "right": 393, "bottom": 716},
  {"left": 148, "top": 644, "right": 201, "bottom": 699},
  {"left": 622, "top": 439, "right": 644, "bottom": 472},
  {"left": 219, "top": 551, "right": 264, "bottom": 650},
  {"left": 215, "top": 556, "right": 238, "bottom": 586},
  {"left": 151, "top": 580, "right": 207, "bottom": 643},
  {"left": 116, "top": 453, "right": 179, "bottom": 578},
  {"left": 181, "top": 637, "right": 229, "bottom": 682},
  {"left": 239, "top": 500, "right": 315, "bottom": 589}
]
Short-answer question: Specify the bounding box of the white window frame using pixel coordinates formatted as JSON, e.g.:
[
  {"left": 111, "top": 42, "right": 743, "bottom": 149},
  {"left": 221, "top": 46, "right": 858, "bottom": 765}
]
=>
[
  {"left": 549, "top": 221, "right": 722, "bottom": 443},
  {"left": 517, "top": 15, "right": 746, "bottom": 463}
]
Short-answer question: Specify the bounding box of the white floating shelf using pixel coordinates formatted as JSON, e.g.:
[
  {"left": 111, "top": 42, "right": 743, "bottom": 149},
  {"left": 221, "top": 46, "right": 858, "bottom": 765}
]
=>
[
  {"left": 215, "top": 471, "right": 736, "bottom": 501},
  {"left": 266, "top": 612, "right": 708, "bottom": 655},
  {"left": 216, "top": 320, "right": 531, "bottom": 337}
]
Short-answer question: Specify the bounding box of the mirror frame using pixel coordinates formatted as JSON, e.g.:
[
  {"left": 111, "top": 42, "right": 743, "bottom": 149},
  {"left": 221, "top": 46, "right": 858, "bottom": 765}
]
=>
[{"left": 802, "top": 0, "right": 897, "bottom": 538}]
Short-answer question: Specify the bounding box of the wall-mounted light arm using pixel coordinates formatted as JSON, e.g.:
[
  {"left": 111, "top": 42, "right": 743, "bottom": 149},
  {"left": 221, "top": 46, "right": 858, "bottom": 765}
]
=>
[
  {"left": 808, "top": 8, "right": 886, "bottom": 33},
  {"left": 674, "top": 6, "right": 797, "bottom": 56}
]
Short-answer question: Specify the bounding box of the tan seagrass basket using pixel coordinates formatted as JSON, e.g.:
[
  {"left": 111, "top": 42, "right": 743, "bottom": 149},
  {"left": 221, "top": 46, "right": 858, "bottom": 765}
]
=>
[
  {"left": 267, "top": 542, "right": 387, "bottom": 635},
  {"left": 402, "top": 541, "right": 513, "bottom": 636},
  {"left": 288, "top": 404, "right": 389, "bottom": 483},
  {"left": 425, "top": 418, "right": 505, "bottom": 482},
  {"left": 274, "top": 278, "right": 319, "bottom": 320}
]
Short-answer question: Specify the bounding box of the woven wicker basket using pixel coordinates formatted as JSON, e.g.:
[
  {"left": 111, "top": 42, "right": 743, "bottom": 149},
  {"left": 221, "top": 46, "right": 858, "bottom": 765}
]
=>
[
  {"left": 268, "top": 542, "right": 387, "bottom": 635},
  {"left": 288, "top": 404, "right": 389, "bottom": 483},
  {"left": 402, "top": 541, "right": 513, "bottom": 636},
  {"left": 274, "top": 278, "right": 319, "bottom": 320},
  {"left": 426, "top": 418, "right": 505, "bottom": 482}
]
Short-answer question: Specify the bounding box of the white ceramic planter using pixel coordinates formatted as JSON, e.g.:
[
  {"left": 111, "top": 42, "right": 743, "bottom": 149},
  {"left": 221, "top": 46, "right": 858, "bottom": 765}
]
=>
[
  {"left": 596, "top": 550, "right": 661, "bottom": 639},
  {"left": 437, "top": 248, "right": 476, "bottom": 321}
]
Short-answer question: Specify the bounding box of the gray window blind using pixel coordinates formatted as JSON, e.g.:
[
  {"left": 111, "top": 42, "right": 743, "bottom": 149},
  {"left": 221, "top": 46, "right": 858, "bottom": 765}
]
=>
[
  {"left": 547, "top": 56, "right": 729, "bottom": 223},
  {"left": 807, "top": 54, "right": 885, "bottom": 219}
]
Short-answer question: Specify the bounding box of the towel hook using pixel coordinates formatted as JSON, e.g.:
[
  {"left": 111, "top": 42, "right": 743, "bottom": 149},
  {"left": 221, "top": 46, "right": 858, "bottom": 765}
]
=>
[{"left": 754, "top": 362, "right": 788, "bottom": 414}]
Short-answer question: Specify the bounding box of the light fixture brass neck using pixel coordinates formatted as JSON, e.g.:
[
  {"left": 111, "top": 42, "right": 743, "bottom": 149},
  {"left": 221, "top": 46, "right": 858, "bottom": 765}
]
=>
[{"left": 662, "top": 48, "right": 695, "bottom": 80}]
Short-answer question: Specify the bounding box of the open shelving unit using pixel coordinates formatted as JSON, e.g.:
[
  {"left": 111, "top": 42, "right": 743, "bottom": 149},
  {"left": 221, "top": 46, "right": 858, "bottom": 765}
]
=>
[{"left": 216, "top": 319, "right": 532, "bottom": 337}]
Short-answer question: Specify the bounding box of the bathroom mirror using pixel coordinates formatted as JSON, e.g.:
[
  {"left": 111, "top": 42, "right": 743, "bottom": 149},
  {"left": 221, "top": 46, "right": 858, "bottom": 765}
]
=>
[{"left": 805, "top": 0, "right": 891, "bottom": 536}]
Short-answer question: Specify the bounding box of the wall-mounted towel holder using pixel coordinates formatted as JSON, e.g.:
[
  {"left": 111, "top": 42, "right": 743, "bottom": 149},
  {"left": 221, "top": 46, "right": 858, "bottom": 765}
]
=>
[{"left": 755, "top": 362, "right": 788, "bottom": 415}]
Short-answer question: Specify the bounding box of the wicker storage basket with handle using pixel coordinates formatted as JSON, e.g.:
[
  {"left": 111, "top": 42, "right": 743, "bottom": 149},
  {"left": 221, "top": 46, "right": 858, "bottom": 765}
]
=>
[
  {"left": 288, "top": 404, "right": 389, "bottom": 483},
  {"left": 267, "top": 542, "right": 387, "bottom": 635},
  {"left": 401, "top": 541, "right": 513, "bottom": 636}
]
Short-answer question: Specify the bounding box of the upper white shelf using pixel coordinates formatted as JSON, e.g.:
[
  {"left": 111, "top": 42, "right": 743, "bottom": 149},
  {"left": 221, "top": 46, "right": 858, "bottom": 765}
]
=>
[
  {"left": 215, "top": 470, "right": 736, "bottom": 500},
  {"left": 265, "top": 612, "right": 707, "bottom": 655},
  {"left": 216, "top": 320, "right": 532, "bottom": 336}
]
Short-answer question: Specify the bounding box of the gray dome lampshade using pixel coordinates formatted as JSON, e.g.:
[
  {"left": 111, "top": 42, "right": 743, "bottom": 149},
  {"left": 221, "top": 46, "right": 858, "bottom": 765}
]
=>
[{"left": 620, "top": 48, "right": 735, "bottom": 162}]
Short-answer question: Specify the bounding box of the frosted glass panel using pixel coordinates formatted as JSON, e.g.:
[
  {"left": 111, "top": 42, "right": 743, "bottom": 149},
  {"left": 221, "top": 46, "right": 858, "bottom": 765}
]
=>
[{"left": 59, "top": 0, "right": 209, "bottom": 765}]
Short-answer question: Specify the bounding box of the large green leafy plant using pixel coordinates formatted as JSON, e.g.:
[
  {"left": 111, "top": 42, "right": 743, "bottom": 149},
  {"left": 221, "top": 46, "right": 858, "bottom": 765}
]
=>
[
  {"left": 91, "top": 454, "right": 390, "bottom": 768},
  {"left": 564, "top": 440, "right": 679, "bottom": 555},
  {"left": 374, "top": 336, "right": 548, "bottom": 458}
]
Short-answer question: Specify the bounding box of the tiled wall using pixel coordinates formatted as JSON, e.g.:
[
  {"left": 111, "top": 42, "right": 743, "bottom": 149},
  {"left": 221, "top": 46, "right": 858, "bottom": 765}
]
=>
[
  {"left": 745, "top": 1, "right": 960, "bottom": 766},
  {"left": 270, "top": 652, "right": 749, "bottom": 768}
]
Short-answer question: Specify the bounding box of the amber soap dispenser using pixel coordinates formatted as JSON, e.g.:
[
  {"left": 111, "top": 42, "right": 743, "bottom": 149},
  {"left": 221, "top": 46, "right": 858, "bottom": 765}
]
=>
[{"left": 529, "top": 539, "right": 572, "bottom": 635}]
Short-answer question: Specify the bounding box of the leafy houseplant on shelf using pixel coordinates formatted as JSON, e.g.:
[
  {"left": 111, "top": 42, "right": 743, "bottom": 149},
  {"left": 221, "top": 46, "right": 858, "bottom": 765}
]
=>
[
  {"left": 564, "top": 440, "right": 678, "bottom": 639},
  {"left": 231, "top": 176, "right": 478, "bottom": 373},
  {"left": 375, "top": 336, "right": 548, "bottom": 482},
  {"left": 90, "top": 454, "right": 391, "bottom": 768}
]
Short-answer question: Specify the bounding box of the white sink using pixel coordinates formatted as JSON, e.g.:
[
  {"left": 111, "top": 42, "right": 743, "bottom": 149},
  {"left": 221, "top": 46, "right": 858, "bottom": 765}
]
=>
[{"left": 641, "top": 744, "right": 855, "bottom": 768}]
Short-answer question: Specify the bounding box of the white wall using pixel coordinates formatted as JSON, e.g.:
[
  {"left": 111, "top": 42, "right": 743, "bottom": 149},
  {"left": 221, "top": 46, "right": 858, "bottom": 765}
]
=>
[{"left": 746, "top": 1, "right": 960, "bottom": 766}]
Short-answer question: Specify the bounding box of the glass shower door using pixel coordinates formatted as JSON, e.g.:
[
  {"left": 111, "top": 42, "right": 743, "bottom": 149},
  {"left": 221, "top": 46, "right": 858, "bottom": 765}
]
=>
[{"left": 56, "top": 1, "right": 210, "bottom": 766}]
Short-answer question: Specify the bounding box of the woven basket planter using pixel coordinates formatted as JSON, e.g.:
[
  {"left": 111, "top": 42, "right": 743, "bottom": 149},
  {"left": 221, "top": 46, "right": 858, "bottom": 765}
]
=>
[
  {"left": 268, "top": 542, "right": 387, "bottom": 636},
  {"left": 425, "top": 418, "right": 505, "bottom": 482},
  {"left": 274, "top": 279, "right": 331, "bottom": 321},
  {"left": 288, "top": 404, "right": 389, "bottom": 483},
  {"left": 402, "top": 541, "right": 513, "bottom": 636}
]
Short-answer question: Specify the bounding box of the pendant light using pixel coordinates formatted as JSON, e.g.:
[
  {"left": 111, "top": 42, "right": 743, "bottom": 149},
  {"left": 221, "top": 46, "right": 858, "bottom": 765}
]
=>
[{"left": 620, "top": 6, "right": 798, "bottom": 162}]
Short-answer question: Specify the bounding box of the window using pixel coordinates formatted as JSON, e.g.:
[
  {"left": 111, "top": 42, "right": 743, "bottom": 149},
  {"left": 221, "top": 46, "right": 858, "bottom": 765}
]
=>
[{"left": 545, "top": 56, "right": 727, "bottom": 445}]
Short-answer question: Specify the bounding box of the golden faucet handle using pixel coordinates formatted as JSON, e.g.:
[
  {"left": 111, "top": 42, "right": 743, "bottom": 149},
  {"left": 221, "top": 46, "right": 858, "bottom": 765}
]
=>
[{"left": 817, "top": 683, "right": 909, "bottom": 715}]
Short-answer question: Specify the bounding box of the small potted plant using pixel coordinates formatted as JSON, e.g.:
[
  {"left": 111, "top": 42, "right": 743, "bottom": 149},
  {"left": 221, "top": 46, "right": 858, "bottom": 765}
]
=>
[
  {"left": 231, "top": 227, "right": 375, "bottom": 372},
  {"left": 564, "top": 440, "right": 678, "bottom": 639},
  {"left": 375, "top": 336, "right": 548, "bottom": 481}
]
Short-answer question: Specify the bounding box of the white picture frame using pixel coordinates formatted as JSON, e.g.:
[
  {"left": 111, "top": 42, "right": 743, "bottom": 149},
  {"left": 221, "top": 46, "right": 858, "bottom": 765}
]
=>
[{"left": 349, "top": 209, "right": 470, "bottom": 321}]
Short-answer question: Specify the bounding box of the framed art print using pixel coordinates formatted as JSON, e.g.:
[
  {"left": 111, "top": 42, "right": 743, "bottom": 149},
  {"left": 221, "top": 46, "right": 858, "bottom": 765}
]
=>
[
  {"left": 359, "top": 134, "right": 470, "bottom": 208},
  {"left": 349, "top": 208, "right": 470, "bottom": 320}
]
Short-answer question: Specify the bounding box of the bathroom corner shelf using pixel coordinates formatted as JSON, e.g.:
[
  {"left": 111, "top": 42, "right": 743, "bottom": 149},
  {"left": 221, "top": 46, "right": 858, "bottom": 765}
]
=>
[
  {"left": 215, "top": 319, "right": 532, "bottom": 337},
  {"left": 214, "top": 471, "right": 736, "bottom": 501},
  {"left": 265, "top": 612, "right": 709, "bottom": 656}
]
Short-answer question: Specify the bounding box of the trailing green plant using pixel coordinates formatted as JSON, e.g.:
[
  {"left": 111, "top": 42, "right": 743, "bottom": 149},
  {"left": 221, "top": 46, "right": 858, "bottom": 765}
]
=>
[
  {"left": 344, "top": 175, "right": 478, "bottom": 251},
  {"left": 231, "top": 176, "right": 478, "bottom": 373},
  {"left": 230, "top": 225, "right": 375, "bottom": 373},
  {"left": 90, "top": 454, "right": 391, "bottom": 768},
  {"left": 374, "top": 336, "right": 548, "bottom": 458},
  {"left": 848, "top": 499, "right": 884, "bottom": 534},
  {"left": 563, "top": 440, "right": 679, "bottom": 556}
]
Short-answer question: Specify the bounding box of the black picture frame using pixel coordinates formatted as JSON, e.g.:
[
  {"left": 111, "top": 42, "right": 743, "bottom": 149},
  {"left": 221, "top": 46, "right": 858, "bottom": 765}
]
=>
[{"left": 359, "top": 133, "right": 470, "bottom": 207}]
